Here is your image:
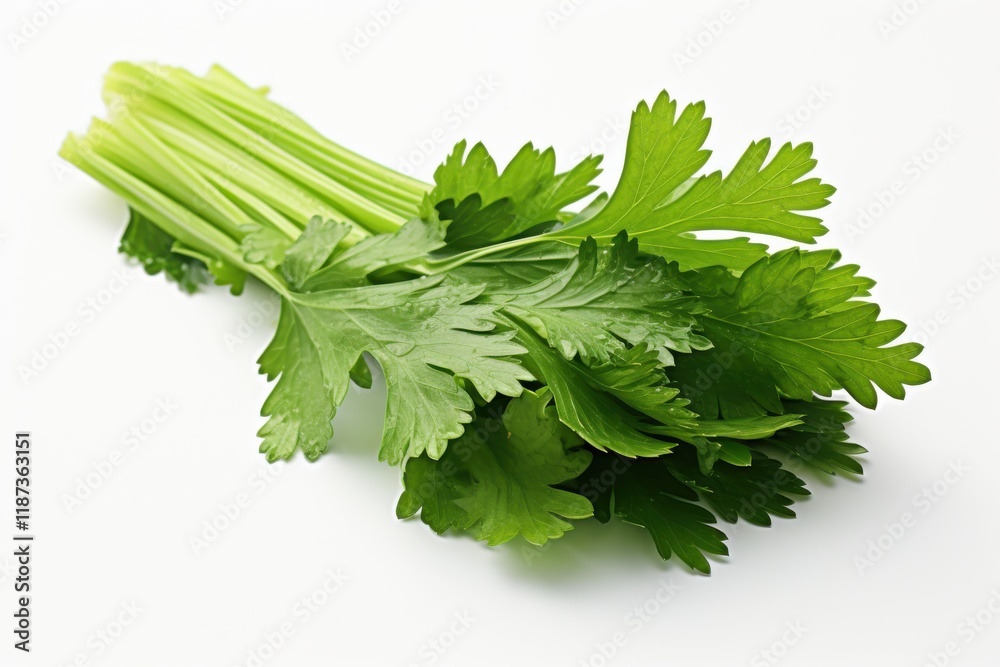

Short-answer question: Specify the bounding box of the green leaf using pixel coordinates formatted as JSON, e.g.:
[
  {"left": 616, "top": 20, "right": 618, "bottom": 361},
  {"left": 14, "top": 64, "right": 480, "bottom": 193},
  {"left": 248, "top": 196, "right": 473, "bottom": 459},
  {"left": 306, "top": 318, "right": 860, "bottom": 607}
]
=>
[
  {"left": 765, "top": 399, "right": 868, "bottom": 476},
  {"left": 349, "top": 355, "right": 374, "bottom": 390},
  {"left": 546, "top": 92, "right": 835, "bottom": 271},
  {"left": 511, "top": 318, "right": 800, "bottom": 464},
  {"left": 447, "top": 242, "right": 578, "bottom": 291},
  {"left": 669, "top": 449, "right": 810, "bottom": 526},
  {"left": 424, "top": 140, "right": 602, "bottom": 248},
  {"left": 717, "top": 439, "right": 753, "bottom": 466},
  {"left": 243, "top": 217, "right": 450, "bottom": 292},
  {"left": 299, "top": 217, "right": 448, "bottom": 291},
  {"left": 649, "top": 413, "right": 803, "bottom": 475},
  {"left": 240, "top": 224, "right": 292, "bottom": 270},
  {"left": 577, "top": 446, "right": 807, "bottom": 570},
  {"left": 397, "top": 389, "right": 594, "bottom": 546},
  {"left": 170, "top": 245, "right": 247, "bottom": 295},
  {"left": 254, "top": 226, "right": 532, "bottom": 463},
  {"left": 583, "top": 453, "right": 729, "bottom": 573},
  {"left": 582, "top": 344, "right": 699, "bottom": 426},
  {"left": 513, "top": 323, "right": 684, "bottom": 458},
  {"left": 257, "top": 281, "right": 530, "bottom": 463},
  {"left": 654, "top": 415, "right": 803, "bottom": 440},
  {"left": 279, "top": 218, "right": 351, "bottom": 288},
  {"left": 563, "top": 92, "right": 712, "bottom": 231},
  {"left": 118, "top": 208, "right": 208, "bottom": 293},
  {"left": 671, "top": 248, "right": 930, "bottom": 416},
  {"left": 477, "top": 232, "right": 710, "bottom": 366}
]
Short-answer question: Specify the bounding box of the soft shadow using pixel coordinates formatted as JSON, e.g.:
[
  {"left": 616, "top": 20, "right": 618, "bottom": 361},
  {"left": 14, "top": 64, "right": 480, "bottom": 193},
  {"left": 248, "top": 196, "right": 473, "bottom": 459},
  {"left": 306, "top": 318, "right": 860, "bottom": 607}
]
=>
[
  {"left": 77, "top": 189, "right": 129, "bottom": 233},
  {"left": 495, "top": 517, "right": 696, "bottom": 587},
  {"left": 324, "top": 355, "right": 387, "bottom": 461}
]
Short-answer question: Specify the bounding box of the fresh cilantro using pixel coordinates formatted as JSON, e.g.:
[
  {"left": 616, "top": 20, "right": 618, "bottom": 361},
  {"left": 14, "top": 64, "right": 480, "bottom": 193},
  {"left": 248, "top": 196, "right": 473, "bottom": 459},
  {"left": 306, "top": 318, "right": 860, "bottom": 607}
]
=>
[
  {"left": 423, "top": 140, "right": 603, "bottom": 249},
  {"left": 251, "top": 218, "right": 531, "bottom": 465},
  {"left": 582, "top": 452, "right": 729, "bottom": 574},
  {"left": 62, "top": 62, "right": 930, "bottom": 573},
  {"left": 119, "top": 209, "right": 209, "bottom": 293},
  {"left": 397, "top": 388, "right": 594, "bottom": 546},
  {"left": 670, "top": 248, "right": 928, "bottom": 417},
  {"left": 544, "top": 92, "right": 835, "bottom": 272}
]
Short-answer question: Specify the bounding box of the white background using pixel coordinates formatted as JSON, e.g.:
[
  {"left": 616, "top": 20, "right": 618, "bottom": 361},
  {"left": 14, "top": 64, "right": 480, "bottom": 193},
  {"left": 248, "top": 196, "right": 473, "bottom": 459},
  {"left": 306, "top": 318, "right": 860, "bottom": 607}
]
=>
[{"left": 1, "top": 1, "right": 998, "bottom": 665}]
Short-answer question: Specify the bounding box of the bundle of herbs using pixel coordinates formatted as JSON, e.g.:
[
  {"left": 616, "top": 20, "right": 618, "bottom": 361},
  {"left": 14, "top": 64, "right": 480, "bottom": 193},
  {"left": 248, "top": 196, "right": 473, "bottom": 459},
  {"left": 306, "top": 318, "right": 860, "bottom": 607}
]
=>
[{"left": 61, "top": 63, "right": 929, "bottom": 572}]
